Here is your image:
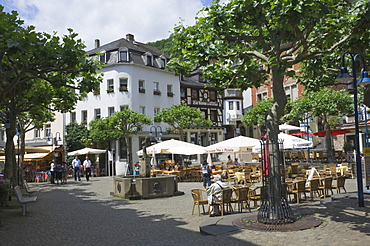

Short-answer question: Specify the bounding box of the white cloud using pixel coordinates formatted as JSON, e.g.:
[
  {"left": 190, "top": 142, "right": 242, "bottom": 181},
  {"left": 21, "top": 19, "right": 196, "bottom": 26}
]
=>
[{"left": 5, "top": 0, "right": 208, "bottom": 50}]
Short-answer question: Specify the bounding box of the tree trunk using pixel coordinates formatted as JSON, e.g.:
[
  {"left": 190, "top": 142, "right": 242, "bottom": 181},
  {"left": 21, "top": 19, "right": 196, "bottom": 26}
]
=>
[
  {"left": 323, "top": 116, "right": 335, "bottom": 163},
  {"left": 4, "top": 111, "right": 17, "bottom": 186},
  {"left": 258, "top": 64, "right": 295, "bottom": 224}
]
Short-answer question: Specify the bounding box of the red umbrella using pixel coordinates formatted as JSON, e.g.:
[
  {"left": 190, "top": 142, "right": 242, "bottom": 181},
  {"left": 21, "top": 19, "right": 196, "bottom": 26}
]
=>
[
  {"left": 313, "top": 129, "right": 351, "bottom": 136},
  {"left": 290, "top": 132, "right": 314, "bottom": 136}
]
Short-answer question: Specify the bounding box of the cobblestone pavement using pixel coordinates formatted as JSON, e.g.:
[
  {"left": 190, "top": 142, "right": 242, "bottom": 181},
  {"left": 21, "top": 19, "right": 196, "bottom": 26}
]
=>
[{"left": 0, "top": 176, "right": 370, "bottom": 246}]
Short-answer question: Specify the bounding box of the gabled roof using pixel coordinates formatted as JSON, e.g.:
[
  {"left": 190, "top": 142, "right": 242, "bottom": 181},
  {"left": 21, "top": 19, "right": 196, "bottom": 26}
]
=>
[{"left": 87, "top": 37, "right": 169, "bottom": 58}]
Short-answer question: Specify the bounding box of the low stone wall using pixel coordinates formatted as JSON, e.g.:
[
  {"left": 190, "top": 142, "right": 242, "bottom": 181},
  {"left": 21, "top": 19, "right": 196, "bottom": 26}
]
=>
[{"left": 113, "top": 175, "right": 177, "bottom": 199}]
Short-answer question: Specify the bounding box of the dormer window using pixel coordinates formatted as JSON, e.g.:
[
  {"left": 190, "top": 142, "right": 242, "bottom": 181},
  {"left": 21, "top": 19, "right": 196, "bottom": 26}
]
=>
[
  {"left": 119, "top": 48, "right": 129, "bottom": 62},
  {"left": 157, "top": 55, "right": 166, "bottom": 68},
  {"left": 144, "top": 52, "right": 153, "bottom": 66},
  {"left": 99, "top": 51, "right": 106, "bottom": 63},
  {"left": 99, "top": 50, "right": 110, "bottom": 63}
]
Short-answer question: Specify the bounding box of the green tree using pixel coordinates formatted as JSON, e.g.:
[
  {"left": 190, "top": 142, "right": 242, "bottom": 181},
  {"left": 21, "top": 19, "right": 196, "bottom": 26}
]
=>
[
  {"left": 168, "top": 0, "right": 370, "bottom": 221},
  {"left": 147, "top": 35, "right": 175, "bottom": 57},
  {"left": 0, "top": 8, "right": 102, "bottom": 182},
  {"left": 64, "top": 123, "right": 90, "bottom": 165},
  {"left": 89, "top": 110, "right": 152, "bottom": 171},
  {"left": 154, "top": 104, "right": 212, "bottom": 141},
  {"left": 287, "top": 88, "right": 353, "bottom": 163}
]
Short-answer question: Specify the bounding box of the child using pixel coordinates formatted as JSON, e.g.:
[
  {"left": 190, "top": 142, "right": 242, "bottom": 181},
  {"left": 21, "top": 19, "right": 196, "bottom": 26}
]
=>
[{"left": 134, "top": 163, "right": 140, "bottom": 175}]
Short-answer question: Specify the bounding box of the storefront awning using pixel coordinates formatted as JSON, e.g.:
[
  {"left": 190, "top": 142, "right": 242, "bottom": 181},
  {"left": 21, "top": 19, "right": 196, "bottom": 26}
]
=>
[{"left": 0, "top": 152, "right": 50, "bottom": 161}]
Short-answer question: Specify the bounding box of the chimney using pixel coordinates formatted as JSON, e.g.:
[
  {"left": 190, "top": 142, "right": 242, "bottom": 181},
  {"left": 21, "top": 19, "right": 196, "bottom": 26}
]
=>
[
  {"left": 95, "top": 39, "right": 100, "bottom": 48},
  {"left": 126, "top": 33, "right": 135, "bottom": 42}
]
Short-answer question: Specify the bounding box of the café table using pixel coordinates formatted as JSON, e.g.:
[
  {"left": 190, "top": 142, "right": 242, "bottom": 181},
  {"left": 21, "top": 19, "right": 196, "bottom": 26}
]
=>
[
  {"left": 212, "top": 170, "right": 223, "bottom": 175},
  {"left": 163, "top": 170, "right": 180, "bottom": 177},
  {"left": 336, "top": 166, "right": 348, "bottom": 176},
  {"left": 151, "top": 169, "right": 163, "bottom": 175}
]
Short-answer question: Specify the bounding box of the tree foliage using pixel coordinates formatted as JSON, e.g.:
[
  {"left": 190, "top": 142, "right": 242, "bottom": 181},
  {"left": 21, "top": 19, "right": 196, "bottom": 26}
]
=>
[
  {"left": 154, "top": 104, "right": 212, "bottom": 140},
  {"left": 0, "top": 7, "right": 102, "bottom": 182},
  {"left": 89, "top": 109, "right": 152, "bottom": 168},
  {"left": 287, "top": 87, "right": 353, "bottom": 162}
]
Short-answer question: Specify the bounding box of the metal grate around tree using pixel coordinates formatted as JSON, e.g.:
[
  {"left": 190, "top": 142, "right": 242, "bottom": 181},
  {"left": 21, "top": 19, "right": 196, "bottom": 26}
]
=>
[{"left": 257, "top": 138, "right": 296, "bottom": 224}]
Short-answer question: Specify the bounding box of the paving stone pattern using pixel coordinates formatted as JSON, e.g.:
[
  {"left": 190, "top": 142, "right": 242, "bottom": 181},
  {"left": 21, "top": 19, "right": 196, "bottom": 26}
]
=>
[{"left": 0, "top": 177, "right": 370, "bottom": 246}]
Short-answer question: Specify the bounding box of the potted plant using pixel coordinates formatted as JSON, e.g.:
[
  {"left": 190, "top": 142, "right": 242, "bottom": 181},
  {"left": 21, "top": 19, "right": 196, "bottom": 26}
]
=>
[
  {"left": 0, "top": 180, "right": 11, "bottom": 206},
  {"left": 153, "top": 90, "right": 161, "bottom": 95},
  {"left": 167, "top": 91, "right": 174, "bottom": 97},
  {"left": 119, "top": 86, "right": 128, "bottom": 92},
  {"left": 106, "top": 88, "right": 114, "bottom": 93},
  {"left": 139, "top": 88, "right": 146, "bottom": 93}
]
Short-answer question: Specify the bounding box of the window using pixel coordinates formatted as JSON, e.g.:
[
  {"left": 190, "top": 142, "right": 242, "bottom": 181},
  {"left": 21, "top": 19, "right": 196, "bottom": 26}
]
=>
[
  {"left": 120, "top": 105, "right": 128, "bottom": 111},
  {"left": 105, "top": 52, "right": 111, "bottom": 63},
  {"left": 210, "top": 110, "right": 217, "bottom": 122},
  {"left": 236, "top": 101, "right": 240, "bottom": 110},
  {"left": 285, "top": 85, "right": 298, "bottom": 101},
  {"left": 229, "top": 101, "right": 234, "bottom": 110},
  {"left": 154, "top": 107, "right": 160, "bottom": 115},
  {"left": 99, "top": 51, "right": 106, "bottom": 63},
  {"left": 153, "top": 82, "right": 161, "bottom": 95},
  {"left": 45, "top": 124, "right": 51, "bottom": 138},
  {"left": 191, "top": 89, "right": 198, "bottom": 99},
  {"left": 94, "top": 108, "right": 101, "bottom": 119},
  {"left": 81, "top": 110, "right": 88, "bottom": 124},
  {"left": 144, "top": 52, "right": 153, "bottom": 66},
  {"left": 119, "top": 78, "right": 128, "bottom": 91},
  {"left": 108, "top": 107, "right": 115, "bottom": 116},
  {"left": 34, "top": 129, "right": 41, "bottom": 138},
  {"left": 107, "top": 79, "right": 114, "bottom": 93},
  {"left": 158, "top": 56, "right": 166, "bottom": 68},
  {"left": 139, "top": 106, "right": 145, "bottom": 115},
  {"left": 167, "top": 84, "right": 174, "bottom": 97},
  {"left": 139, "top": 80, "right": 145, "bottom": 93},
  {"left": 119, "top": 49, "right": 128, "bottom": 62},
  {"left": 210, "top": 91, "right": 216, "bottom": 101},
  {"left": 180, "top": 88, "right": 186, "bottom": 98},
  {"left": 70, "top": 112, "right": 76, "bottom": 123}
]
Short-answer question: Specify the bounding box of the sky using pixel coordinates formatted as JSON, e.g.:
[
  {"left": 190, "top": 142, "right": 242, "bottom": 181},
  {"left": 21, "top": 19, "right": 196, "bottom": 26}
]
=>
[{"left": 0, "top": 0, "right": 217, "bottom": 50}]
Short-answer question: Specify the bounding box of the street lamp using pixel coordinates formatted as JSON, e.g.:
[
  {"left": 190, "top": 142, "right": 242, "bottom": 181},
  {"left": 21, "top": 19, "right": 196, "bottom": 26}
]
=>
[
  {"left": 48, "top": 132, "right": 62, "bottom": 163},
  {"left": 336, "top": 51, "right": 370, "bottom": 207},
  {"left": 149, "top": 126, "right": 163, "bottom": 141}
]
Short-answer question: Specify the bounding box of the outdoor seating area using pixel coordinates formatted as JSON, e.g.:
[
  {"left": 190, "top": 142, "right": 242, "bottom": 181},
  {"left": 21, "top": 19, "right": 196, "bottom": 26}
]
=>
[{"left": 189, "top": 162, "right": 350, "bottom": 216}]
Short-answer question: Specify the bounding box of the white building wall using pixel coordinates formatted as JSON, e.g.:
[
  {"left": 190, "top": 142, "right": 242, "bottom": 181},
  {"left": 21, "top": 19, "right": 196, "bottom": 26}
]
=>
[{"left": 64, "top": 63, "right": 180, "bottom": 175}]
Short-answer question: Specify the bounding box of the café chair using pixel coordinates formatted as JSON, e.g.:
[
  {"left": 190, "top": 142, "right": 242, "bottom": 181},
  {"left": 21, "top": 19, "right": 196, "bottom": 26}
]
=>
[
  {"left": 318, "top": 177, "right": 334, "bottom": 198},
  {"left": 232, "top": 186, "right": 251, "bottom": 213},
  {"left": 287, "top": 180, "right": 306, "bottom": 203},
  {"left": 227, "top": 170, "right": 237, "bottom": 185},
  {"left": 331, "top": 176, "right": 347, "bottom": 193},
  {"left": 191, "top": 189, "right": 208, "bottom": 216},
  {"left": 305, "top": 179, "right": 320, "bottom": 201},
  {"left": 248, "top": 187, "right": 262, "bottom": 208},
  {"left": 210, "top": 188, "right": 234, "bottom": 216}
]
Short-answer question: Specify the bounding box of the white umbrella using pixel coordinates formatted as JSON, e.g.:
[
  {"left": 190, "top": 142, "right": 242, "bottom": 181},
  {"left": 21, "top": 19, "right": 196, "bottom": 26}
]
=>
[
  {"left": 207, "top": 153, "right": 213, "bottom": 165},
  {"left": 137, "top": 139, "right": 204, "bottom": 156},
  {"left": 67, "top": 147, "right": 106, "bottom": 156},
  {"left": 252, "top": 133, "right": 313, "bottom": 152},
  {"left": 279, "top": 124, "right": 301, "bottom": 131},
  {"left": 205, "top": 136, "right": 260, "bottom": 153},
  {"left": 167, "top": 145, "right": 206, "bottom": 155}
]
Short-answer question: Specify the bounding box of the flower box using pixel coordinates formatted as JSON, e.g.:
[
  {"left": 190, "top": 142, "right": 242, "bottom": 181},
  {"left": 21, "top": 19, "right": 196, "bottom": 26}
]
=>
[
  {"left": 153, "top": 90, "right": 161, "bottom": 95},
  {"left": 139, "top": 88, "right": 146, "bottom": 93},
  {"left": 119, "top": 86, "right": 128, "bottom": 92},
  {"left": 106, "top": 88, "right": 114, "bottom": 93},
  {"left": 167, "top": 92, "right": 174, "bottom": 97}
]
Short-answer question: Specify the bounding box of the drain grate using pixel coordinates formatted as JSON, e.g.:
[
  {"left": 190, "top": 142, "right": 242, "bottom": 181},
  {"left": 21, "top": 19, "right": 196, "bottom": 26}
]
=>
[{"left": 232, "top": 214, "right": 322, "bottom": 232}]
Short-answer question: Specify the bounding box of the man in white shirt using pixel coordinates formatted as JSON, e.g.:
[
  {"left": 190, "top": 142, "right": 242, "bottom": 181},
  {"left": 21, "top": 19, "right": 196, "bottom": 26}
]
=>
[
  {"left": 72, "top": 156, "right": 81, "bottom": 181},
  {"left": 206, "top": 175, "right": 230, "bottom": 216},
  {"left": 50, "top": 161, "right": 55, "bottom": 184},
  {"left": 83, "top": 156, "right": 92, "bottom": 181}
]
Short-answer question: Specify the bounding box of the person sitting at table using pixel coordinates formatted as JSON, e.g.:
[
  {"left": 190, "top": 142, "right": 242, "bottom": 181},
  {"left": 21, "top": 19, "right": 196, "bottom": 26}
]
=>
[
  {"left": 233, "top": 158, "right": 240, "bottom": 165},
  {"left": 206, "top": 175, "right": 230, "bottom": 216},
  {"left": 227, "top": 155, "right": 233, "bottom": 165}
]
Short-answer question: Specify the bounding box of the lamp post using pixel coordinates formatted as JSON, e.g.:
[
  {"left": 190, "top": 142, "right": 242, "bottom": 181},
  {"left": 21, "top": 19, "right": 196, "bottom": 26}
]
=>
[
  {"left": 48, "top": 132, "right": 62, "bottom": 163},
  {"left": 149, "top": 126, "right": 163, "bottom": 141},
  {"left": 336, "top": 51, "right": 370, "bottom": 207}
]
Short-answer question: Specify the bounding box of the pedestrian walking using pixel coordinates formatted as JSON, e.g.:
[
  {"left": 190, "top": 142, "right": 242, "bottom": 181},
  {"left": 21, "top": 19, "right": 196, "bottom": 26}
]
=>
[
  {"left": 50, "top": 161, "right": 55, "bottom": 184},
  {"left": 83, "top": 156, "right": 92, "bottom": 181},
  {"left": 72, "top": 156, "right": 81, "bottom": 181}
]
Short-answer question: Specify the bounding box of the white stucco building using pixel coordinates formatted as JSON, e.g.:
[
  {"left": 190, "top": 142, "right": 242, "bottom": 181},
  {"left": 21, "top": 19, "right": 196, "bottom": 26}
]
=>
[{"left": 64, "top": 34, "right": 180, "bottom": 175}]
